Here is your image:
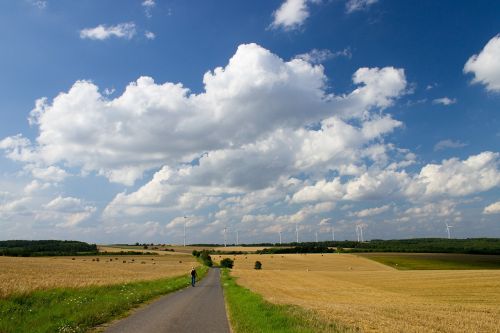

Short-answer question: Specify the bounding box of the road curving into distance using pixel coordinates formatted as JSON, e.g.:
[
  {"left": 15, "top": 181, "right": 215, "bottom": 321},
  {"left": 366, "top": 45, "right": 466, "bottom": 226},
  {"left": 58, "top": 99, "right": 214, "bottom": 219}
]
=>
[{"left": 103, "top": 268, "right": 230, "bottom": 333}]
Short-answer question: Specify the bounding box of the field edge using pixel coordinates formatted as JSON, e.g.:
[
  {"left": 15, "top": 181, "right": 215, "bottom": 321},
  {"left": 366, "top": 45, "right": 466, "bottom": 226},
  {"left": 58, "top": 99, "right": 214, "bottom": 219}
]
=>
[
  {"left": 221, "top": 268, "right": 357, "bottom": 333},
  {"left": 0, "top": 266, "right": 208, "bottom": 333}
]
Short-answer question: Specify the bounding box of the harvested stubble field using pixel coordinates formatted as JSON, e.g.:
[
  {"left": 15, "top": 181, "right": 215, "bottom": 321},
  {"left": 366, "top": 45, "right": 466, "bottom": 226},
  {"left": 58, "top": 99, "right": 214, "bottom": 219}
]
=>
[
  {"left": 0, "top": 253, "right": 196, "bottom": 298},
  {"left": 222, "top": 253, "right": 500, "bottom": 333}
]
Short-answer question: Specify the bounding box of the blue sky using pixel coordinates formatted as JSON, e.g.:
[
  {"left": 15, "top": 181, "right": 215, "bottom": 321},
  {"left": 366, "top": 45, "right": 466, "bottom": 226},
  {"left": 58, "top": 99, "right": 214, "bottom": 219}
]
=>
[{"left": 0, "top": 0, "right": 499, "bottom": 244}]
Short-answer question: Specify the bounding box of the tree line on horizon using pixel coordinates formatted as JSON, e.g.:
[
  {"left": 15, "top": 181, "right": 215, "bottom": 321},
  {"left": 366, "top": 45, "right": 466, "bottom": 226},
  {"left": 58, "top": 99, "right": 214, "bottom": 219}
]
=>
[
  {"left": 0, "top": 240, "right": 98, "bottom": 257},
  {"left": 195, "top": 238, "right": 500, "bottom": 255}
]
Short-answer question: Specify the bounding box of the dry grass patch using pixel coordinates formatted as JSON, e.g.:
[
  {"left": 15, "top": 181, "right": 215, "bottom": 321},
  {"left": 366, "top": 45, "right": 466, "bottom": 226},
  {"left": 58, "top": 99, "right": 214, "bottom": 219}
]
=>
[
  {"left": 213, "top": 246, "right": 270, "bottom": 252},
  {"left": 0, "top": 254, "right": 196, "bottom": 298},
  {"left": 228, "top": 253, "right": 500, "bottom": 333}
]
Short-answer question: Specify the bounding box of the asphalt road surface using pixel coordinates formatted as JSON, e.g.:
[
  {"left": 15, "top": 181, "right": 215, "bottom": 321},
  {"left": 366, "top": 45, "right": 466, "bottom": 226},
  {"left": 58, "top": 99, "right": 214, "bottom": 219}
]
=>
[{"left": 103, "top": 268, "right": 231, "bottom": 333}]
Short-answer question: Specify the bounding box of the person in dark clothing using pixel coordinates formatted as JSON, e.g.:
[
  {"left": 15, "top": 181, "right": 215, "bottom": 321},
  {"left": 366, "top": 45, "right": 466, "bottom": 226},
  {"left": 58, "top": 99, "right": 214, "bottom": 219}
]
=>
[{"left": 190, "top": 267, "right": 198, "bottom": 287}]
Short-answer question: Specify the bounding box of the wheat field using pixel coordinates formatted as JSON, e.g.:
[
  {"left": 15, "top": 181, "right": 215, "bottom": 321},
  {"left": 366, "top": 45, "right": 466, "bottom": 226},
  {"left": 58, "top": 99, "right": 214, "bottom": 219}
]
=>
[
  {"left": 225, "top": 253, "right": 500, "bottom": 333},
  {"left": 0, "top": 253, "right": 196, "bottom": 298}
]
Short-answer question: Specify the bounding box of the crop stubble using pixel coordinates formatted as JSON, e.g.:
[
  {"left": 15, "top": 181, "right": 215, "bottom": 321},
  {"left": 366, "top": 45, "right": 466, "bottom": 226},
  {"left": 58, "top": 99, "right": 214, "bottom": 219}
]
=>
[
  {"left": 227, "top": 253, "right": 500, "bottom": 333},
  {"left": 0, "top": 253, "right": 196, "bottom": 298}
]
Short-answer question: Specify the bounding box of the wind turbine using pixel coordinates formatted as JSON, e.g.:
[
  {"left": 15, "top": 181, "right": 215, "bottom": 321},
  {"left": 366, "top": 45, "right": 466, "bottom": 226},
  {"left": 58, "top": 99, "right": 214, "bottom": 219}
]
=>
[
  {"left": 356, "top": 224, "right": 364, "bottom": 242},
  {"left": 236, "top": 230, "right": 239, "bottom": 246},
  {"left": 295, "top": 223, "right": 299, "bottom": 244},
  {"left": 224, "top": 226, "right": 227, "bottom": 247},
  {"left": 331, "top": 224, "right": 335, "bottom": 242},
  {"left": 315, "top": 231, "right": 318, "bottom": 243},
  {"left": 445, "top": 223, "right": 453, "bottom": 239},
  {"left": 183, "top": 216, "right": 187, "bottom": 247},
  {"left": 279, "top": 228, "right": 282, "bottom": 245}
]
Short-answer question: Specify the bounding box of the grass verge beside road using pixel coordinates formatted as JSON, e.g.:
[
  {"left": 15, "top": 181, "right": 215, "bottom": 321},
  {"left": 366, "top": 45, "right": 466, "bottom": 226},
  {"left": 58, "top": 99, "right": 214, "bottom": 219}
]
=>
[
  {"left": 221, "top": 269, "right": 356, "bottom": 333},
  {"left": 360, "top": 253, "right": 500, "bottom": 270},
  {"left": 0, "top": 266, "right": 208, "bottom": 333}
]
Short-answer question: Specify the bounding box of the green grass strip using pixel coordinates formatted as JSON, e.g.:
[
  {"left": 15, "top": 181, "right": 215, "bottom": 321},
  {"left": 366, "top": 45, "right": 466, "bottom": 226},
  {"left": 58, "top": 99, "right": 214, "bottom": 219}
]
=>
[
  {"left": 0, "top": 266, "right": 208, "bottom": 333},
  {"left": 221, "top": 269, "right": 357, "bottom": 333}
]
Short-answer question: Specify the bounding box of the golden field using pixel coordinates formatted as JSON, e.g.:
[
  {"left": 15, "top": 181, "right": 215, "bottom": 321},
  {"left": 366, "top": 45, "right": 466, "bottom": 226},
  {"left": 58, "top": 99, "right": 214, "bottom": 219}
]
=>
[
  {"left": 223, "top": 253, "right": 500, "bottom": 333},
  {"left": 0, "top": 253, "right": 196, "bottom": 298}
]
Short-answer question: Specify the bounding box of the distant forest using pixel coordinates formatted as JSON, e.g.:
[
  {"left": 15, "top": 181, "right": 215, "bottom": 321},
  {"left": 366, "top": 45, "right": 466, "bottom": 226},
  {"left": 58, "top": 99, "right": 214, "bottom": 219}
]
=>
[
  {"left": 337, "top": 238, "right": 500, "bottom": 254},
  {"left": 0, "top": 240, "right": 98, "bottom": 257},
  {"left": 196, "top": 238, "right": 500, "bottom": 255}
]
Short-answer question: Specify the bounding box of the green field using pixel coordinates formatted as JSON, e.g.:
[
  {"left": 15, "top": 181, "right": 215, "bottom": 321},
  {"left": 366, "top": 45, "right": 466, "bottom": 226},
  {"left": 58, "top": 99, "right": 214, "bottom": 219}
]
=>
[{"left": 360, "top": 253, "right": 500, "bottom": 270}]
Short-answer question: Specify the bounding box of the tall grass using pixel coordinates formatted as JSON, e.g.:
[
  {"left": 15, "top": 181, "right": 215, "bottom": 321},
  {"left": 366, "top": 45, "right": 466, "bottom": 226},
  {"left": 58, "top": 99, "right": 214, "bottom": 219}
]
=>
[
  {"left": 0, "top": 266, "right": 207, "bottom": 333},
  {"left": 221, "top": 269, "right": 355, "bottom": 333}
]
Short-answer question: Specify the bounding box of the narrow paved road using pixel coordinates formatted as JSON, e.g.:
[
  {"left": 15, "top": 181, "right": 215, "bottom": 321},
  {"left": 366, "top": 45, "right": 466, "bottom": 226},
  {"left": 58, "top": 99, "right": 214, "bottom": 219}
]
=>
[{"left": 103, "top": 268, "right": 230, "bottom": 333}]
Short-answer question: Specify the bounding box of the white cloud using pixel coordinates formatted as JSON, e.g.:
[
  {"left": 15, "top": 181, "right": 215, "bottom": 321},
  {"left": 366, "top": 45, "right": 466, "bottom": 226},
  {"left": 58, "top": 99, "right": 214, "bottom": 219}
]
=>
[
  {"left": 28, "top": 165, "right": 68, "bottom": 182},
  {"left": 142, "top": 0, "right": 155, "bottom": 18},
  {"left": 1, "top": 44, "right": 407, "bottom": 186},
  {"left": 23, "top": 180, "right": 51, "bottom": 194},
  {"left": 353, "top": 204, "right": 391, "bottom": 217},
  {"left": 432, "top": 97, "right": 457, "bottom": 105},
  {"left": 0, "top": 134, "right": 36, "bottom": 162},
  {"left": 346, "top": 0, "right": 378, "bottom": 13},
  {"left": 39, "top": 196, "right": 96, "bottom": 228},
  {"left": 80, "top": 22, "right": 136, "bottom": 40},
  {"left": 166, "top": 215, "right": 204, "bottom": 229},
  {"left": 144, "top": 31, "right": 156, "bottom": 40},
  {"left": 483, "top": 201, "right": 500, "bottom": 214},
  {"left": 464, "top": 34, "right": 500, "bottom": 92},
  {"left": 271, "top": 0, "right": 318, "bottom": 31},
  {"left": 348, "top": 67, "right": 407, "bottom": 114},
  {"left": 426, "top": 83, "right": 438, "bottom": 90},
  {"left": 142, "top": 0, "right": 155, "bottom": 7},
  {"left": 104, "top": 88, "right": 115, "bottom": 96},
  {"left": 434, "top": 139, "right": 467, "bottom": 151},
  {"left": 295, "top": 48, "right": 352, "bottom": 64},
  {"left": 293, "top": 152, "right": 500, "bottom": 203},
  {"left": 241, "top": 202, "right": 334, "bottom": 228},
  {"left": 0, "top": 197, "right": 31, "bottom": 218},
  {"left": 407, "top": 152, "right": 500, "bottom": 198},
  {"left": 30, "top": 1, "right": 47, "bottom": 9},
  {"left": 403, "top": 200, "right": 460, "bottom": 220}
]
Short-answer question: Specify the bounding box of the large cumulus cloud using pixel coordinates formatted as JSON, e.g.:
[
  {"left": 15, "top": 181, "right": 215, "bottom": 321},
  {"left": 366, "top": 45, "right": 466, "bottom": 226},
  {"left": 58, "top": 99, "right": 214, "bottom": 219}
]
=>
[{"left": 1, "top": 43, "right": 406, "bottom": 186}]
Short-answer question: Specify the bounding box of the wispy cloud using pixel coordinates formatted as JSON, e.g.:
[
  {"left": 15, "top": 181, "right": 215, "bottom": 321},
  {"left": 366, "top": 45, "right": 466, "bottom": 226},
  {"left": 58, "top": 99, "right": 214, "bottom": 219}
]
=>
[
  {"left": 30, "top": 0, "right": 47, "bottom": 9},
  {"left": 352, "top": 204, "right": 391, "bottom": 217},
  {"left": 432, "top": 97, "right": 457, "bottom": 105},
  {"left": 142, "top": 0, "right": 155, "bottom": 18},
  {"left": 295, "top": 48, "right": 351, "bottom": 64},
  {"left": 434, "top": 139, "right": 468, "bottom": 151},
  {"left": 80, "top": 22, "right": 136, "bottom": 40},
  {"left": 346, "top": 0, "right": 378, "bottom": 13}
]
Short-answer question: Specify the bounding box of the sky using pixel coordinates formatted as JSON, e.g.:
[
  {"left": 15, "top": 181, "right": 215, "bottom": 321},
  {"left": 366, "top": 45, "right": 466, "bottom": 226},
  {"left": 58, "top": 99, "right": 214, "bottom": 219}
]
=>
[{"left": 0, "top": 0, "right": 499, "bottom": 244}]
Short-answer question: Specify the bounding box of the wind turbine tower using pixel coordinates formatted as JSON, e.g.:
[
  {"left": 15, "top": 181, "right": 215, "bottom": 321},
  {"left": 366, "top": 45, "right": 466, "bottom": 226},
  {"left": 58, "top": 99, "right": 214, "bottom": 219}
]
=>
[
  {"left": 236, "top": 230, "right": 239, "bottom": 246},
  {"left": 315, "top": 231, "right": 318, "bottom": 243},
  {"left": 331, "top": 224, "right": 335, "bottom": 242},
  {"left": 224, "top": 226, "right": 227, "bottom": 247},
  {"left": 356, "top": 225, "right": 365, "bottom": 242},
  {"left": 279, "top": 229, "right": 282, "bottom": 245},
  {"left": 445, "top": 223, "right": 453, "bottom": 239},
  {"left": 183, "top": 216, "right": 187, "bottom": 247},
  {"left": 295, "top": 223, "right": 299, "bottom": 244}
]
